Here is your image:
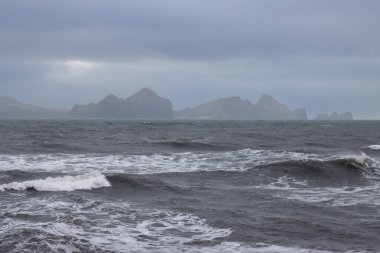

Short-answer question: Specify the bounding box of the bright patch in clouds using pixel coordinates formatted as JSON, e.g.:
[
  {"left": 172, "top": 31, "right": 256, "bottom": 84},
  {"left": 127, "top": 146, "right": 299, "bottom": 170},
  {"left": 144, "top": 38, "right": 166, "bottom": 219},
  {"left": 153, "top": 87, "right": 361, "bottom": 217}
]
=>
[
  {"left": 46, "top": 60, "right": 99, "bottom": 82},
  {"left": 64, "top": 60, "right": 97, "bottom": 70}
]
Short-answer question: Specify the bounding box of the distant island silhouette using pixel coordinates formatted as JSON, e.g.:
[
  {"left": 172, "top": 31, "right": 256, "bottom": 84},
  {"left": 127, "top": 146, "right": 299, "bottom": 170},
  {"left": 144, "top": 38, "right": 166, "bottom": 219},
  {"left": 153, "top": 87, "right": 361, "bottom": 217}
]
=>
[
  {"left": 315, "top": 112, "right": 353, "bottom": 120},
  {"left": 0, "top": 88, "right": 353, "bottom": 120}
]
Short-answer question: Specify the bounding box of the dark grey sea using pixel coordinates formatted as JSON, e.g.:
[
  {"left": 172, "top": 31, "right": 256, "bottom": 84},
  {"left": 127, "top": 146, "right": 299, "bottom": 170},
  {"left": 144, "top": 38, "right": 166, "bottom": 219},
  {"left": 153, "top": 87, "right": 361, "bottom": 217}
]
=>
[{"left": 0, "top": 120, "right": 379, "bottom": 252}]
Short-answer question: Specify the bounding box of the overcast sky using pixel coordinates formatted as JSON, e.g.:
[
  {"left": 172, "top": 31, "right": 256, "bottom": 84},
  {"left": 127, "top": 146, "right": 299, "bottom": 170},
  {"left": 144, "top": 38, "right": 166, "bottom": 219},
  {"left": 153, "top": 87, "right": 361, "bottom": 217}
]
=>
[{"left": 0, "top": 0, "right": 379, "bottom": 118}]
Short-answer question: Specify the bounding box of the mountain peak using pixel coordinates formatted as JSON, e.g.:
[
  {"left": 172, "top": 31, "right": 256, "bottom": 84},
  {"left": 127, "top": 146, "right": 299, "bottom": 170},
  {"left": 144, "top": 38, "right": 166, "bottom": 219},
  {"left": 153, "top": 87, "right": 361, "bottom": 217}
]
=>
[
  {"left": 70, "top": 88, "right": 173, "bottom": 118},
  {"left": 0, "top": 96, "right": 66, "bottom": 118},
  {"left": 131, "top": 88, "right": 158, "bottom": 98},
  {"left": 257, "top": 94, "right": 277, "bottom": 106},
  {"left": 105, "top": 94, "right": 118, "bottom": 99},
  {"left": 0, "top": 96, "right": 20, "bottom": 105},
  {"left": 98, "top": 94, "right": 123, "bottom": 105},
  {"left": 257, "top": 94, "right": 289, "bottom": 110},
  {"left": 216, "top": 96, "right": 244, "bottom": 103},
  {"left": 103, "top": 94, "right": 119, "bottom": 101}
]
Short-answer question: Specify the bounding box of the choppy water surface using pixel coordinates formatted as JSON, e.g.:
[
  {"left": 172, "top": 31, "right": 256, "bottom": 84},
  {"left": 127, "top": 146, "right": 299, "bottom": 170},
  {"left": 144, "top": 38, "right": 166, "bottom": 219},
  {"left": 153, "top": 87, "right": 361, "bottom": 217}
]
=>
[{"left": 0, "top": 120, "right": 380, "bottom": 252}]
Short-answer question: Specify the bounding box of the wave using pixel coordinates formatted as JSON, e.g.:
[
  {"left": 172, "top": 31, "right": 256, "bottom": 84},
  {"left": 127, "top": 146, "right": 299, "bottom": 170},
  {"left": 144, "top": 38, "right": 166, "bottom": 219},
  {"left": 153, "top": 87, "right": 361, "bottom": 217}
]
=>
[
  {"left": 257, "top": 153, "right": 380, "bottom": 186},
  {"left": 253, "top": 174, "right": 380, "bottom": 207},
  {"left": 0, "top": 195, "right": 339, "bottom": 253},
  {"left": 331, "top": 155, "right": 380, "bottom": 175},
  {"left": 0, "top": 150, "right": 378, "bottom": 181},
  {"left": 323, "top": 153, "right": 380, "bottom": 176},
  {"left": 0, "top": 149, "right": 316, "bottom": 175},
  {"left": 28, "top": 141, "right": 83, "bottom": 152},
  {"left": 208, "top": 243, "right": 335, "bottom": 253},
  {"left": 0, "top": 196, "right": 232, "bottom": 252},
  {"left": 106, "top": 174, "right": 183, "bottom": 193},
  {"left": 0, "top": 172, "right": 110, "bottom": 192},
  {"left": 152, "top": 139, "right": 225, "bottom": 150},
  {"left": 365, "top": 144, "right": 380, "bottom": 150},
  {"left": 250, "top": 153, "right": 380, "bottom": 206}
]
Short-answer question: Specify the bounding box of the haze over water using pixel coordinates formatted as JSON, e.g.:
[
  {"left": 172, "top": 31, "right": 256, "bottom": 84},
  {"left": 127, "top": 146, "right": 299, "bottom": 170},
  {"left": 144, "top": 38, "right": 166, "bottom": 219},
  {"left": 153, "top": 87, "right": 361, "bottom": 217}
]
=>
[{"left": 1, "top": 1, "right": 380, "bottom": 252}]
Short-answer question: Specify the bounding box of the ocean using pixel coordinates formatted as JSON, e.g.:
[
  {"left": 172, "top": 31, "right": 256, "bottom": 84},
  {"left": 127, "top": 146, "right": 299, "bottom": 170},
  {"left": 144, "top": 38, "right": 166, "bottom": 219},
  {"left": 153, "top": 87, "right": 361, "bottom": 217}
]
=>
[{"left": 0, "top": 120, "right": 379, "bottom": 253}]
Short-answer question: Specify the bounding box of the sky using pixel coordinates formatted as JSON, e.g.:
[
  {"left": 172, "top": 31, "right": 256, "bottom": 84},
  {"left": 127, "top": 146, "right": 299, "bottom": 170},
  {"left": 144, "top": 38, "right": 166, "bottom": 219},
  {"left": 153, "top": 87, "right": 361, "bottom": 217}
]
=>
[{"left": 0, "top": 0, "right": 379, "bottom": 119}]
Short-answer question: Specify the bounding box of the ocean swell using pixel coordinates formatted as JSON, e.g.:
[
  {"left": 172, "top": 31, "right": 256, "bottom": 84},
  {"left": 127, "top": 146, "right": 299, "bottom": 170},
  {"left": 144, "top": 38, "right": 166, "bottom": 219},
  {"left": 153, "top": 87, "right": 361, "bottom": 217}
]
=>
[{"left": 0, "top": 149, "right": 316, "bottom": 175}]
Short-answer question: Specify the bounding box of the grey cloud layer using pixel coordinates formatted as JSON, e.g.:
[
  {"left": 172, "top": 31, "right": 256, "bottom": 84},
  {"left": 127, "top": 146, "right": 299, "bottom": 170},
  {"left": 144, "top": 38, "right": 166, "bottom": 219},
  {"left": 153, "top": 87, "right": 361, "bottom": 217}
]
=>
[
  {"left": 0, "top": 0, "right": 379, "bottom": 118},
  {"left": 1, "top": 0, "right": 379, "bottom": 61}
]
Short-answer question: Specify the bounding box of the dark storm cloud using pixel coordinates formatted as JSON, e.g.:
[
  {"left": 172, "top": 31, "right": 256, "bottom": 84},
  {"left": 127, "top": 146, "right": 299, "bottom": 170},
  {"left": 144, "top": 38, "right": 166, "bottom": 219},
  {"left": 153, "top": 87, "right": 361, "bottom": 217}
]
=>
[{"left": 0, "top": 0, "right": 379, "bottom": 118}]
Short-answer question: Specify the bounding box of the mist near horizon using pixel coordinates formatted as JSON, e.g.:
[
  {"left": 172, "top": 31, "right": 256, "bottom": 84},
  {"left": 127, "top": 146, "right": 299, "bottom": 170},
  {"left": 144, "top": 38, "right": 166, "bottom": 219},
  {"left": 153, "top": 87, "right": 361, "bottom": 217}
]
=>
[
  {"left": 0, "top": 0, "right": 379, "bottom": 119},
  {"left": 1, "top": 2, "right": 380, "bottom": 252}
]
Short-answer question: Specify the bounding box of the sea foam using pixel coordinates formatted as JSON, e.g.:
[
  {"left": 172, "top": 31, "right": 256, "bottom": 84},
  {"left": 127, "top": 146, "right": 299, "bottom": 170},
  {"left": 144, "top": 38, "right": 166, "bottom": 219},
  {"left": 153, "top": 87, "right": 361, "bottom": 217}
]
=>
[
  {"left": 0, "top": 172, "right": 110, "bottom": 192},
  {"left": 0, "top": 196, "right": 337, "bottom": 253},
  {"left": 0, "top": 149, "right": 316, "bottom": 175},
  {"left": 367, "top": 145, "right": 380, "bottom": 150},
  {"left": 0, "top": 149, "right": 377, "bottom": 176},
  {"left": 0, "top": 197, "right": 232, "bottom": 252}
]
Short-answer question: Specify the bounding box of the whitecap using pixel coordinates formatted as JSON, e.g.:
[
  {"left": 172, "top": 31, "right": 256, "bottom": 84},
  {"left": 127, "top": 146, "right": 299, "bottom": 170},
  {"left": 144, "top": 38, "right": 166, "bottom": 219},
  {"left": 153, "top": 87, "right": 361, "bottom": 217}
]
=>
[
  {"left": 253, "top": 176, "right": 380, "bottom": 207},
  {"left": 366, "top": 145, "right": 380, "bottom": 150},
  {"left": 0, "top": 149, "right": 316, "bottom": 175},
  {"left": 0, "top": 172, "right": 110, "bottom": 192}
]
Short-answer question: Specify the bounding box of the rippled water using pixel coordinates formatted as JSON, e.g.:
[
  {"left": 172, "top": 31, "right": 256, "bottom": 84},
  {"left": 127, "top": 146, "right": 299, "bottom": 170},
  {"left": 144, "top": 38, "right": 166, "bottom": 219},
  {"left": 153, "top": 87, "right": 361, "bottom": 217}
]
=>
[{"left": 0, "top": 120, "right": 379, "bottom": 252}]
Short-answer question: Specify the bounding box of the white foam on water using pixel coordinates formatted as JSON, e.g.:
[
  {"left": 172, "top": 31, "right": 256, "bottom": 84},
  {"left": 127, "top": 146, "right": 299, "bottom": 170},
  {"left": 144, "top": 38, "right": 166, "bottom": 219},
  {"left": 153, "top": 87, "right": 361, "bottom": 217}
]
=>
[
  {"left": 365, "top": 145, "right": 380, "bottom": 150},
  {"left": 0, "top": 149, "right": 316, "bottom": 175},
  {"left": 253, "top": 176, "right": 309, "bottom": 190},
  {"left": 0, "top": 172, "right": 110, "bottom": 192},
  {"left": 246, "top": 151, "right": 380, "bottom": 207},
  {"left": 0, "top": 197, "right": 231, "bottom": 252},
  {"left": 190, "top": 242, "right": 339, "bottom": 253},
  {"left": 329, "top": 152, "right": 379, "bottom": 169},
  {"left": 7, "top": 149, "right": 378, "bottom": 176},
  {"left": 285, "top": 185, "right": 380, "bottom": 207},
  {"left": 217, "top": 243, "right": 335, "bottom": 253},
  {"left": 0, "top": 196, "right": 343, "bottom": 253},
  {"left": 254, "top": 176, "right": 380, "bottom": 207},
  {"left": 0, "top": 174, "right": 9, "bottom": 179}
]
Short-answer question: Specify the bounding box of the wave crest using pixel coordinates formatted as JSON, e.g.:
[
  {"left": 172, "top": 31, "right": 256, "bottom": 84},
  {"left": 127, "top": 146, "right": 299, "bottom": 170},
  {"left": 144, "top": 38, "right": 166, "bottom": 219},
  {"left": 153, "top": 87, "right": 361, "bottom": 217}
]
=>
[
  {"left": 365, "top": 145, "right": 380, "bottom": 150},
  {"left": 0, "top": 172, "right": 111, "bottom": 192}
]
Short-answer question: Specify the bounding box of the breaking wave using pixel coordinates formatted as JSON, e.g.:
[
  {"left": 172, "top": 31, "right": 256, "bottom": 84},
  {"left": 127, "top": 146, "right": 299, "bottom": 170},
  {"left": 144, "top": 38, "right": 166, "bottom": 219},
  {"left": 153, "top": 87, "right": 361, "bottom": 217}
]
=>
[
  {"left": 252, "top": 153, "right": 380, "bottom": 207},
  {"left": 365, "top": 144, "right": 380, "bottom": 150},
  {"left": 0, "top": 172, "right": 110, "bottom": 192},
  {"left": 0, "top": 149, "right": 316, "bottom": 174},
  {"left": 106, "top": 174, "right": 183, "bottom": 193}
]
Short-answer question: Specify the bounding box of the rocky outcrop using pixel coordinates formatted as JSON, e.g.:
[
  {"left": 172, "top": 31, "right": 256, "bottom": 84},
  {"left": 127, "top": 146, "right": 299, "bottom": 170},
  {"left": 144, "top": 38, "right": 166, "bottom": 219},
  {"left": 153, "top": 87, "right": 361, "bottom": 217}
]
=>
[
  {"left": 255, "top": 95, "right": 307, "bottom": 120},
  {"left": 0, "top": 96, "right": 67, "bottom": 118},
  {"left": 316, "top": 112, "right": 354, "bottom": 120},
  {"left": 176, "top": 94, "right": 307, "bottom": 120},
  {"left": 70, "top": 88, "right": 174, "bottom": 118},
  {"left": 0, "top": 90, "right": 310, "bottom": 120},
  {"left": 176, "top": 97, "right": 258, "bottom": 120}
]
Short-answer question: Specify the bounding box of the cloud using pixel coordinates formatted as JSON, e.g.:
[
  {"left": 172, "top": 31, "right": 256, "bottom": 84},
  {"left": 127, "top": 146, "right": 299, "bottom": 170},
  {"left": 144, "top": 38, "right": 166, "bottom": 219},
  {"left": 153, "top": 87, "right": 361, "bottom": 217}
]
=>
[
  {"left": 1, "top": 0, "right": 380, "bottom": 62},
  {"left": 0, "top": 0, "right": 379, "bottom": 118}
]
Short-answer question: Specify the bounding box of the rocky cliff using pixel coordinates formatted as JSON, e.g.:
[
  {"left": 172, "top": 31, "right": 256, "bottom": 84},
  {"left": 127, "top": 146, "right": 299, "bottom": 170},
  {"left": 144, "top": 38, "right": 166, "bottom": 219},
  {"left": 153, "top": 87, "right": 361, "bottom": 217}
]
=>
[
  {"left": 70, "top": 88, "right": 174, "bottom": 118},
  {"left": 0, "top": 97, "right": 67, "bottom": 118},
  {"left": 176, "top": 94, "right": 307, "bottom": 120}
]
